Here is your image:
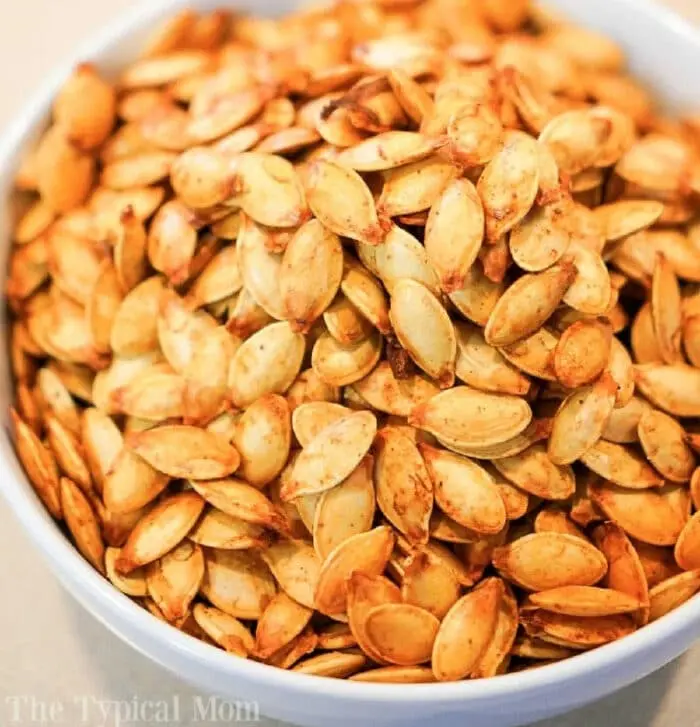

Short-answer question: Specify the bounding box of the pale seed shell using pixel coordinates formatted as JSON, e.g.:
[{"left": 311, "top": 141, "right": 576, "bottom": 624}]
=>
[
  {"left": 311, "top": 330, "right": 383, "bottom": 387},
  {"left": 282, "top": 411, "right": 377, "bottom": 500},
  {"left": 454, "top": 321, "right": 530, "bottom": 396},
  {"left": 279, "top": 219, "right": 343, "bottom": 333},
  {"left": 229, "top": 321, "right": 305, "bottom": 409},
  {"left": 313, "top": 457, "right": 376, "bottom": 560},
  {"left": 303, "top": 160, "right": 387, "bottom": 245},
  {"left": 409, "top": 386, "right": 532, "bottom": 449},
  {"left": 201, "top": 548, "right": 276, "bottom": 619},
  {"left": 424, "top": 178, "right": 484, "bottom": 292},
  {"left": 390, "top": 279, "right": 456, "bottom": 387},
  {"left": 232, "top": 394, "right": 291, "bottom": 487},
  {"left": 340, "top": 259, "right": 391, "bottom": 334},
  {"left": 193, "top": 603, "right": 255, "bottom": 656}
]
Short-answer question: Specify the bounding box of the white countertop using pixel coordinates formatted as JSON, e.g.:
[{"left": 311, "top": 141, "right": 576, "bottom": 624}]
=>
[{"left": 1, "top": 1, "right": 699, "bottom": 725}]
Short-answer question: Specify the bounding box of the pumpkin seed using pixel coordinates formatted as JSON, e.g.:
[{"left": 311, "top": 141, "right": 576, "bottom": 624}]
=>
[
  {"left": 374, "top": 428, "right": 433, "bottom": 544},
  {"left": 492, "top": 533, "right": 607, "bottom": 591}
]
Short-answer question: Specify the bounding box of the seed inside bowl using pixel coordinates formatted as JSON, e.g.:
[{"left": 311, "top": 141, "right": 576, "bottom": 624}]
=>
[{"left": 7, "top": 0, "right": 700, "bottom": 683}]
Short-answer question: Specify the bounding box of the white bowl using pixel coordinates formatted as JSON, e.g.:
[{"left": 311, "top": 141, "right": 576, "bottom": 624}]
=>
[{"left": 1, "top": 1, "right": 699, "bottom": 726}]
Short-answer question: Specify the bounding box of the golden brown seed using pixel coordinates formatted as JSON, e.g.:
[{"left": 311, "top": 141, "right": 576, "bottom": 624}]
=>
[
  {"left": 484, "top": 261, "right": 576, "bottom": 346},
  {"left": 521, "top": 610, "right": 635, "bottom": 647},
  {"left": 188, "top": 507, "right": 269, "bottom": 551},
  {"left": 190, "top": 478, "right": 288, "bottom": 534},
  {"left": 146, "top": 540, "right": 204, "bottom": 622},
  {"left": 315, "top": 526, "right": 395, "bottom": 616},
  {"left": 126, "top": 426, "right": 240, "bottom": 480},
  {"left": 590, "top": 482, "right": 690, "bottom": 546},
  {"left": 10, "top": 409, "right": 63, "bottom": 516},
  {"left": 638, "top": 408, "right": 695, "bottom": 483},
  {"left": 260, "top": 540, "right": 321, "bottom": 609},
  {"left": 232, "top": 394, "right": 291, "bottom": 487},
  {"left": 553, "top": 319, "right": 612, "bottom": 389},
  {"left": 651, "top": 253, "right": 683, "bottom": 364},
  {"left": 351, "top": 362, "right": 439, "bottom": 417},
  {"left": 115, "top": 492, "right": 204, "bottom": 574},
  {"left": 60, "top": 477, "right": 105, "bottom": 573},
  {"left": 492, "top": 533, "right": 607, "bottom": 591},
  {"left": 255, "top": 592, "right": 314, "bottom": 659},
  {"left": 491, "top": 443, "right": 574, "bottom": 500},
  {"left": 432, "top": 578, "right": 504, "bottom": 681},
  {"left": 193, "top": 604, "right": 255, "bottom": 656},
  {"left": 374, "top": 428, "right": 433, "bottom": 545},
  {"left": 364, "top": 604, "right": 440, "bottom": 667},
  {"left": 35, "top": 126, "right": 95, "bottom": 212},
  {"left": 477, "top": 133, "right": 540, "bottom": 242},
  {"left": 305, "top": 160, "right": 388, "bottom": 244},
  {"left": 370, "top": 224, "right": 440, "bottom": 296},
  {"left": 635, "top": 364, "right": 700, "bottom": 418},
  {"left": 421, "top": 444, "right": 506, "bottom": 535},
  {"left": 547, "top": 374, "right": 618, "bottom": 465},
  {"left": 649, "top": 570, "right": 700, "bottom": 622},
  {"left": 279, "top": 219, "right": 343, "bottom": 333},
  {"left": 454, "top": 321, "right": 530, "bottom": 396},
  {"left": 340, "top": 259, "right": 391, "bottom": 334}
]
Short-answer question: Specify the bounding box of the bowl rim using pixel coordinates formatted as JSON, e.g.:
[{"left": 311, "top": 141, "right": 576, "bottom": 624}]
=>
[{"left": 1, "top": 0, "right": 700, "bottom": 706}]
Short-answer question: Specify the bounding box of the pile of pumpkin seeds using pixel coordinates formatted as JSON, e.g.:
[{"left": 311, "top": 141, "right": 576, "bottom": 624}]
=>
[{"left": 7, "top": 0, "right": 700, "bottom": 683}]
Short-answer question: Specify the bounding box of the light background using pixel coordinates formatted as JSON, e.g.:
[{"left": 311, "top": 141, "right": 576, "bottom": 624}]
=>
[{"left": 0, "top": 1, "right": 699, "bottom": 725}]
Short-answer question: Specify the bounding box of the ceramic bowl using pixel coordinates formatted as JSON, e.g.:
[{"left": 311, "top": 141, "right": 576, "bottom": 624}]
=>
[{"left": 1, "top": 1, "right": 699, "bottom": 725}]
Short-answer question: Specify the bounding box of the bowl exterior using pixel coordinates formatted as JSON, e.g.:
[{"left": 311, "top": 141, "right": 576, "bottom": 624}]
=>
[{"left": 1, "top": 0, "right": 700, "bottom": 725}]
